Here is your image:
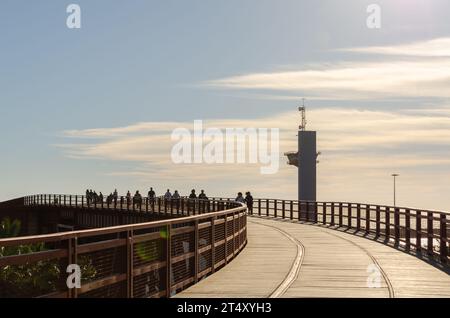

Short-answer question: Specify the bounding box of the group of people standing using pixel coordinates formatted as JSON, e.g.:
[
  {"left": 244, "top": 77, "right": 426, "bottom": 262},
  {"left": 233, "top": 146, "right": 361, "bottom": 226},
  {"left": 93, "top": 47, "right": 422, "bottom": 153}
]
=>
[
  {"left": 84, "top": 188, "right": 254, "bottom": 212},
  {"left": 162, "top": 189, "right": 208, "bottom": 201},
  {"left": 236, "top": 192, "right": 254, "bottom": 213},
  {"left": 86, "top": 189, "right": 143, "bottom": 208}
]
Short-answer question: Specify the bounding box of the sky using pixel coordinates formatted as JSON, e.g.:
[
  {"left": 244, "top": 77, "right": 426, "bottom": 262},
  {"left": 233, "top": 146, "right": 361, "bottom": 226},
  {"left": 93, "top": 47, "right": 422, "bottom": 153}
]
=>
[{"left": 1, "top": 0, "right": 450, "bottom": 212}]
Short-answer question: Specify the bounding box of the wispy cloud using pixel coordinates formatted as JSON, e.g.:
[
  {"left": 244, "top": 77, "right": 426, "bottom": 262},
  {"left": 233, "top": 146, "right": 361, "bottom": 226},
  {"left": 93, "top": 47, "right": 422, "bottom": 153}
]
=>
[
  {"left": 342, "top": 37, "right": 450, "bottom": 57},
  {"left": 204, "top": 38, "right": 450, "bottom": 100}
]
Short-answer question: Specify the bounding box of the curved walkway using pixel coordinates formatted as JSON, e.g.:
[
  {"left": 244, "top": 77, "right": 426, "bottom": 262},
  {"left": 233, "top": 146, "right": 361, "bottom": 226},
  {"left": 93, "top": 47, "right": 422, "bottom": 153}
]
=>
[{"left": 176, "top": 217, "right": 450, "bottom": 298}]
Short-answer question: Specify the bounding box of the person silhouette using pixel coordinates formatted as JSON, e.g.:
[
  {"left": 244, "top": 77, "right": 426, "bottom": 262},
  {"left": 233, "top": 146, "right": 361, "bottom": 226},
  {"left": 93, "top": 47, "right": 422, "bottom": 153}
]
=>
[{"left": 235, "top": 192, "right": 245, "bottom": 203}]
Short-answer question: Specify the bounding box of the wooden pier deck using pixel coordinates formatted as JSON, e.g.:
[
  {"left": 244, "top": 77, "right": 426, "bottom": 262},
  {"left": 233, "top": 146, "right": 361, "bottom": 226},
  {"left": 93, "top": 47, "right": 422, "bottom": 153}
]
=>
[{"left": 176, "top": 217, "right": 450, "bottom": 298}]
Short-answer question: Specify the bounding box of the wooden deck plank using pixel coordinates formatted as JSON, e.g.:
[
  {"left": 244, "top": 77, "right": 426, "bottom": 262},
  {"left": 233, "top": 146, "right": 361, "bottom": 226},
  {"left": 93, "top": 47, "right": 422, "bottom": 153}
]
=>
[
  {"left": 174, "top": 220, "right": 297, "bottom": 298},
  {"left": 176, "top": 217, "right": 450, "bottom": 298}
]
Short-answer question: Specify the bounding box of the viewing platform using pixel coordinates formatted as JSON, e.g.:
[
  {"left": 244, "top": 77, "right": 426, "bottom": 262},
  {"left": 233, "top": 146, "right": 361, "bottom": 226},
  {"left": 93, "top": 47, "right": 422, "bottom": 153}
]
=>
[
  {"left": 177, "top": 217, "right": 450, "bottom": 298},
  {"left": 0, "top": 195, "right": 449, "bottom": 298}
]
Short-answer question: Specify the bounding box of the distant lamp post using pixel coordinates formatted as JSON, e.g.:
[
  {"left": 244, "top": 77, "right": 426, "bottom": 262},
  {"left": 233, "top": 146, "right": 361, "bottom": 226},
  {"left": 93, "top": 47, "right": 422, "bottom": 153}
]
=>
[{"left": 391, "top": 174, "right": 399, "bottom": 206}]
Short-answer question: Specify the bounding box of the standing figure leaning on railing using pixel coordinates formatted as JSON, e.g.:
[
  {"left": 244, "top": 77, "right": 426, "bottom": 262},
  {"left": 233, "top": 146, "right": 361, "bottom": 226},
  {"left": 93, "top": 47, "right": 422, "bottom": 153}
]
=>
[
  {"left": 164, "top": 189, "right": 172, "bottom": 211},
  {"left": 172, "top": 190, "right": 181, "bottom": 210},
  {"left": 113, "top": 189, "right": 118, "bottom": 206},
  {"left": 235, "top": 192, "right": 245, "bottom": 203},
  {"left": 245, "top": 192, "right": 253, "bottom": 215},
  {"left": 133, "top": 191, "right": 142, "bottom": 210},
  {"left": 126, "top": 191, "right": 131, "bottom": 208},
  {"left": 148, "top": 187, "right": 156, "bottom": 210},
  {"left": 198, "top": 190, "right": 209, "bottom": 213},
  {"left": 198, "top": 190, "right": 207, "bottom": 200},
  {"left": 188, "top": 189, "right": 197, "bottom": 213}
]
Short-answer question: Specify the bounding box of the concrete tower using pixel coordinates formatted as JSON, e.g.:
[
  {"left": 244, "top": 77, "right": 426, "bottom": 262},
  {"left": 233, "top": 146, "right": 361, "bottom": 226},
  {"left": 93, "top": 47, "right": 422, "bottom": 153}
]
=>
[
  {"left": 298, "top": 130, "right": 317, "bottom": 202},
  {"left": 285, "top": 103, "right": 319, "bottom": 220}
]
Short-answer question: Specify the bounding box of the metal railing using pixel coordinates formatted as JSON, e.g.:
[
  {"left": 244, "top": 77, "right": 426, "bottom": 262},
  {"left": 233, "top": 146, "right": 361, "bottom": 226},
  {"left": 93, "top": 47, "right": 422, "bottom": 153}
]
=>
[
  {"left": 0, "top": 195, "right": 247, "bottom": 298},
  {"left": 1, "top": 194, "right": 448, "bottom": 298},
  {"left": 226, "top": 198, "right": 448, "bottom": 265},
  {"left": 24, "top": 194, "right": 234, "bottom": 216}
]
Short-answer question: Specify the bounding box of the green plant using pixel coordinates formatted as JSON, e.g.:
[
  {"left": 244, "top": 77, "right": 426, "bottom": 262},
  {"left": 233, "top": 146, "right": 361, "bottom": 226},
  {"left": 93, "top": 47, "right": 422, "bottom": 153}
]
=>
[
  {"left": 0, "top": 217, "right": 97, "bottom": 297},
  {"left": 0, "top": 217, "right": 21, "bottom": 238}
]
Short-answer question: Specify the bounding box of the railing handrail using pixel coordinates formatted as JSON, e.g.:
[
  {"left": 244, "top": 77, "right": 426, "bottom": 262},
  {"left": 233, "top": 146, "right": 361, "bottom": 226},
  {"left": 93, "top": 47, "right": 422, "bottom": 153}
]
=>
[
  {"left": 0, "top": 194, "right": 249, "bottom": 298},
  {"left": 0, "top": 201, "right": 245, "bottom": 246},
  {"left": 208, "top": 196, "right": 450, "bottom": 216},
  {"left": 12, "top": 193, "right": 449, "bottom": 217}
]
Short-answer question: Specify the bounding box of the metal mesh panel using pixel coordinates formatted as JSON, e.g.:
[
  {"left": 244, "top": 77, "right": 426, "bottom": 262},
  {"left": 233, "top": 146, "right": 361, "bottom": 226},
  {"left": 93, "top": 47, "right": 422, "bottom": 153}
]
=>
[
  {"left": 172, "top": 231, "right": 194, "bottom": 257},
  {"left": 215, "top": 244, "right": 225, "bottom": 264},
  {"left": 80, "top": 246, "right": 126, "bottom": 282},
  {"left": 227, "top": 220, "right": 233, "bottom": 237},
  {"left": 199, "top": 250, "right": 212, "bottom": 274},
  {"left": 172, "top": 258, "right": 194, "bottom": 285},
  {"left": 133, "top": 268, "right": 164, "bottom": 298},
  {"left": 79, "top": 281, "right": 127, "bottom": 298},
  {"left": 227, "top": 240, "right": 234, "bottom": 257},
  {"left": 199, "top": 226, "right": 211, "bottom": 247},
  {"left": 215, "top": 222, "right": 225, "bottom": 243},
  {"left": 133, "top": 239, "right": 163, "bottom": 268}
]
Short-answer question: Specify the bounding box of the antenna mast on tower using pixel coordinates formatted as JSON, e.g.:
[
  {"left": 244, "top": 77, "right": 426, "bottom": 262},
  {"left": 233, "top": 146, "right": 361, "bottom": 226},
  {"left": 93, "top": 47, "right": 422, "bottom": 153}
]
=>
[{"left": 298, "top": 98, "right": 307, "bottom": 131}]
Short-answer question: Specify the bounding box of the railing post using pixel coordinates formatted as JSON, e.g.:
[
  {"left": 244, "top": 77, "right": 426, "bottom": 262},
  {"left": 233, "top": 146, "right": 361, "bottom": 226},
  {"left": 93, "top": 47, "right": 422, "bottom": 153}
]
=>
[
  {"left": 194, "top": 219, "right": 199, "bottom": 283},
  {"left": 266, "top": 199, "right": 269, "bottom": 217},
  {"left": 365, "top": 205, "right": 370, "bottom": 234},
  {"left": 394, "top": 208, "right": 400, "bottom": 246},
  {"left": 385, "top": 207, "right": 390, "bottom": 239},
  {"left": 258, "top": 199, "right": 261, "bottom": 216},
  {"left": 274, "top": 200, "right": 278, "bottom": 218},
  {"left": 322, "top": 203, "right": 326, "bottom": 224},
  {"left": 416, "top": 211, "right": 422, "bottom": 253},
  {"left": 211, "top": 216, "right": 216, "bottom": 273},
  {"left": 290, "top": 201, "right": 294, "bottom": 220},
  {"left": 73, "top": 237, "right": 78, "bottom": 298},
  {"left": 306, "top": 202, "right": 310, "bottom": 222},
  {"left": 67, "top": 238, "right": 73, "bottom": 298},
  {"left": 427, "top": 211, "right": 433, "bottom": 256},
  {"left": 331, "top": 202, "right": 335, "bottom": 226},
  {"left": 224, "top": 216, "right": 228, "bottom": 264},
  {"left": 237, "top": 211, "right": 241, "bottom": 250},
  {"left": 338, "top": 203, "right": 343, "bottom": 227},
  {"left": 282, "top": 200, "right": 285, "bottom": 219},
  {"left": 440, "top": 214, "right": 447, "bottom": 264},
  {"left": 127, "top": 230, "right": 134, "bottom": 298},
  {"left": 232, "top": 213, "right": 236, "bottom": 258},
  {"left": 356, "top": 204, "right": 361, "bottom": 231},
  {"left": 376, "top": 206, "right": 381, "bottom": 238},
  {"left": 405, "top": 209, "right": 411, "bottom": 251},
  {"left": 348, "top": 203, "right": 352, "bottom": 228},
  {"left": 165, "top": 224, "right": 171, "bottom": 298}
]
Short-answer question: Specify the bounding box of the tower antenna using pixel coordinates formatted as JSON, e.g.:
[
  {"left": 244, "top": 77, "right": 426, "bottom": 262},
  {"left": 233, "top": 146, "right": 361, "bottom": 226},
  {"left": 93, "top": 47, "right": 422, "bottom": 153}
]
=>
[{"left": 298, "top": 98, "right": 307, "bottom": 131}]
